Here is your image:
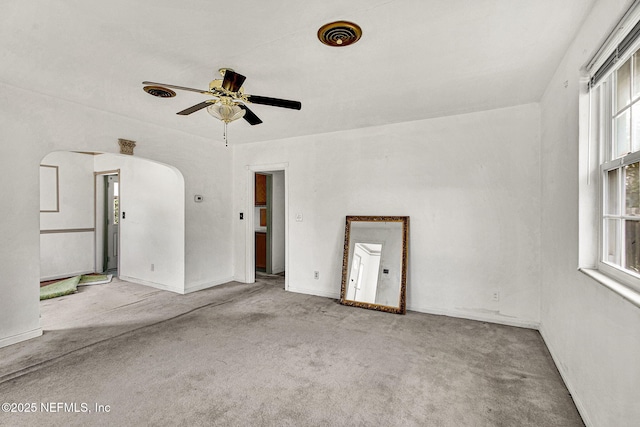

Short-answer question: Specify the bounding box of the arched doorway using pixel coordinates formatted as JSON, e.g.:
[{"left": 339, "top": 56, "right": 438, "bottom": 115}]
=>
[{"left": 39, "top": 151, "right": 186, "bottom": 293}]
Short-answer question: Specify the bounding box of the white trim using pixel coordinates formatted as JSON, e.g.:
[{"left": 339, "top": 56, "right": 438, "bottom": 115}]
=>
[
  {"left": 539, "top": 326, "right": 594, "bottom": 427},
  {"left": 586, "top": 0, "right": 640, "bottom": 73},
  {"left": 284, "top": 287, "right": 540, "bottom": 328},
  {"left": 0, "top": 328, "right": 43, "bottom": 349},
  {"left": 579, "top": 267, "right": 640, "bottom": 307},
  {"left": 287, "top": 285, "right": 340, "bottom": 300},
  {"left": 118, "top": 275, "right": 182, "bottom": 294},
  {"left": 579, "top": 77, "right": 600, "bottom": 268},
  {"left": 407, "top": 304, "right": 540, "bottom": 330},
  {"left": 245, "top": 167, "right": 255, "bottom": 285},
  {"left": 40, "top": 270, "right": 95, "bottom": 282},
  {"left": 183, "top": 276, "right": 235, "bottom": 294}
]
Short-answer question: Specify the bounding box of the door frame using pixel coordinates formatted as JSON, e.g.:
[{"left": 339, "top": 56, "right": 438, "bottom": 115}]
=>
[
  {"left": 245, "top": 163, "right": 289, "bottom": 290},
  {"left": 94, "top": 169, "right": 120, "bottom": 276}
]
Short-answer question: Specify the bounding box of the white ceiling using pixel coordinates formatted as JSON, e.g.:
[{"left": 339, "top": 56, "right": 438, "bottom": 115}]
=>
[{"left": 1, "top": 0, "right": 596, "bottom": 145}]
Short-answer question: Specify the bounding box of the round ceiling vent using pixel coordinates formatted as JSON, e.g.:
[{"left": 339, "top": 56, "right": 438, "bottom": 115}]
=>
[
  {"left": 317, "top": 21, "right": 362, "bottom": 47},
  {"left": 143, "top": 85, "right": 177, "bottom": 98}
]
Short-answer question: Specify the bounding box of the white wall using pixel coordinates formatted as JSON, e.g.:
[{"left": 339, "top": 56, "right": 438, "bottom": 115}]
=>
[
  {"left": 0, "top": 82, "right": 234, "bottom": 348},
  {"left": 539, "top": 0, "right": 640, "bottom": 426},
  {"left": 94, "top": 154, "right": 185, "bottom": 293},
  {"left": 40, "top": 151, "right": 95, "bottom": 279},
  {"left": 233, "top": 103, "right": 542, "bottom": 328}
]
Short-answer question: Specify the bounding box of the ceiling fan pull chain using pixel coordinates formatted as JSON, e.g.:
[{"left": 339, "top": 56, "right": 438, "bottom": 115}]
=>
[{"left": 224, "top": 121, "right": 228, "bottom": 147}]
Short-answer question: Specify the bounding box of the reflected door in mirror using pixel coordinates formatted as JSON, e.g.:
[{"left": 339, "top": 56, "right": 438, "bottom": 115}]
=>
[
  {"left": 340, "top": 216, "right": 408, "bottom": 314},
  {"left": 346, "top": 243, "right": 382, "bottom": 304}
]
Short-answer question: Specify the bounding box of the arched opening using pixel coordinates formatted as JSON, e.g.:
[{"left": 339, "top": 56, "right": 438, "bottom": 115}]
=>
[{"left": 39, "top": 151, "right": 186, "bottom": 296}]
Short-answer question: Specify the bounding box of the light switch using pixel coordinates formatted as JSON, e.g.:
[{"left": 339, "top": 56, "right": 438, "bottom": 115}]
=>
[{"left": 295, "top": 213, "right": 303, "bottom": 222}]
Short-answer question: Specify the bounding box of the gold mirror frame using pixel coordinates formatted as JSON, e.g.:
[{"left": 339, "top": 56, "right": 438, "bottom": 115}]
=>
[{"left": 340, "top": 216, "right": 409, "bottom": 314}]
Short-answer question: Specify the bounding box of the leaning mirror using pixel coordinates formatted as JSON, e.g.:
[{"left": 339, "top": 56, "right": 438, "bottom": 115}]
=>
[{"left": 340, "top": 216, "right": 409, "bottom": 314}]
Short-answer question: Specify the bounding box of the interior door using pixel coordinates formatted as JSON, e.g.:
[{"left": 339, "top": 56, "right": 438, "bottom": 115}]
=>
[
  {"left": 347, "top": 254, "right": 362, "bottom": 300},
  {"left": 105, "top": 175, "right": 119, "bottom": 272}
]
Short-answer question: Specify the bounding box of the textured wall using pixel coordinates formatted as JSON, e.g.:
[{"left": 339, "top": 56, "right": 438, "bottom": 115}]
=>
[
  {"left": 539, "top": 0, "right": 640, "bottom": 425},
  {"left": 234, "top": 103, "right": 542, "bottom": 328}
]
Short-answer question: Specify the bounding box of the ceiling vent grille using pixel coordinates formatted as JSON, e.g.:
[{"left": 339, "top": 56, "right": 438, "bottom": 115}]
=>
[
  {"left": 143, "top": 85, "right": 177, "bottom": 98},
  {"left": 318, "top": 21, "right": 362, "bottom": 47}
]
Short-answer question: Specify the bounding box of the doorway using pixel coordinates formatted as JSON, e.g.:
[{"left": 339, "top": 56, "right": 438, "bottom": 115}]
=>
[
  {"left": 95, "top": 170, "right": 120, "bottom": 275},
  {"left": 254, "top": 172, "right": 285, "bottom": 275},
  {"left": 247, "top": 165, "right": 288, "bottom": 289},
  {"left": 104, "top": 174, "right": 119, "bottom": 274}
]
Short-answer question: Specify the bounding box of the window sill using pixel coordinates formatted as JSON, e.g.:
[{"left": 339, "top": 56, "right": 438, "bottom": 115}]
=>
[{"left": 579, "top": 268, "right": 640, "bottom": 308}]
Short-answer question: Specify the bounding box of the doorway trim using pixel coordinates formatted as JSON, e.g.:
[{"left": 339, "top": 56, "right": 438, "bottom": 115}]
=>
[
  {"left": 245, "top": 162, "right": 289, "bottom": 290},
  {"left": 94, "top": 169, "right": 120, "bottom": 276}
]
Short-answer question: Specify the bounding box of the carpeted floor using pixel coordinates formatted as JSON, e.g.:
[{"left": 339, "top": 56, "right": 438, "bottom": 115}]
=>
[{"left": 0, "top": 275, "right": 583, "bottom": 426}]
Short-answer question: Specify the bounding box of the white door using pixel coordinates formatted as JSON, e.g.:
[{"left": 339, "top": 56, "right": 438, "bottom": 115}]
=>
[
  {"left": 105, "top": 175, "right": 119, "bottom": 272},
  {"left": 347, "top": 254, "right": 362, "bottom": 300}
]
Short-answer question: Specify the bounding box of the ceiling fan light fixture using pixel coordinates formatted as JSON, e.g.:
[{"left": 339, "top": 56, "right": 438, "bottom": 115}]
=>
[
  {"left": 318, "top": 21, "right": 362, "bottom": 47},
  {"left": 207, "top": 102, "right": 247, "bottom": 147},
  {"left": 207, "top": 103, "right": 246, "bottom": 123}
]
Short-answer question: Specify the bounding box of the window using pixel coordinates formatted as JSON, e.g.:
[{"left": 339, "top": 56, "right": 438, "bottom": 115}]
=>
[
  {"left": 591, "top": 36, "right": 640, "bottom": 293},
  {"left": 582, "top": 6, "right": 640, "bottom": 306}
]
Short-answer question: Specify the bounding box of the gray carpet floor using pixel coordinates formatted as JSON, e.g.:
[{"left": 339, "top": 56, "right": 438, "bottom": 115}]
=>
[{"left": 0, "top": 274, "right": 583, "bottom": 426}]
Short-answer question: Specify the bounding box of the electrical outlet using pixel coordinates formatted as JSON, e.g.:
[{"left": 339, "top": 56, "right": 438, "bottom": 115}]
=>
[
  {"left": 314, "top": 271, "right": 319, "bottom": 280},
  {"left": 492, "top": 291, "right": 500, "bottom": 302}
]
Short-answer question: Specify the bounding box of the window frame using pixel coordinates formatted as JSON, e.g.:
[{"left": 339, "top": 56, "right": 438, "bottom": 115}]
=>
[
  {"left": 594, "top": 43, "right": 640, "bottom": 295},
  {"left": 581, "top": 4, "right": 640, "bottom": 308}
]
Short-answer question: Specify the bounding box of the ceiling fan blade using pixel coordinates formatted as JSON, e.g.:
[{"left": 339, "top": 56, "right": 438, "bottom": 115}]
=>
[
  {"left": 142, "top": 81, "right": 209, "bottom": 95},
  {"left": 238, "top": 104, "right": 263, "bottom": 125},
  {"left": 222, "top": 70, "right": 246, "bottom": 92},
  {"left": 176, "top": 101, "right": 213, "bottom": 115},
  {"left": 246, "top": 95, "right": 302, "bottom": 110}
]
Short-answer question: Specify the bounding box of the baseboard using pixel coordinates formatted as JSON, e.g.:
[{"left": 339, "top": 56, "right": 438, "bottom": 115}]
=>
[
  {"left": 40, "top": 270, "right": 94, "bottom": 282},
  {"left": 287, "top": 285, "right": 340, "bottom": 300},
  {"left": 0, "top": 328, "right": 43, "bottom": 349},
  {"left": 184, "top": 277, "right": 234, "bottom": 294},
  {"left": 118, "top": 275, "right": 182, "bottom": 294},
  {"left": 539, "top": 325, "right": 593, "bottom": 427},
  {"left": 407, "top": 304, "right": 540, "bottom": 329}
]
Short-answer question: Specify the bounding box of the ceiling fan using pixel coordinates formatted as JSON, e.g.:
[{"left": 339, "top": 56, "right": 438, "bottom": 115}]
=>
[{"left": 142, "top": 68, "right": 302, "bottom": 145}]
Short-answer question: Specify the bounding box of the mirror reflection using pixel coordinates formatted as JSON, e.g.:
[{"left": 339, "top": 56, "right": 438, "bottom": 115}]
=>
[{"left": 340, "top": 216, "right": 409, "bottom": 314}]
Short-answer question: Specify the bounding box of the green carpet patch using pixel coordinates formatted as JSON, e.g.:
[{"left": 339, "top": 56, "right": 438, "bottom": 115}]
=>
[
  {"left": 40, "top": 276, "right": 80, "bottom": 300},
  {"left": 79, "top": 274, "right": 111, "bottom": 285},
  {"left": 40, "top": 274, "right": 113, "bottom": 300}
]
